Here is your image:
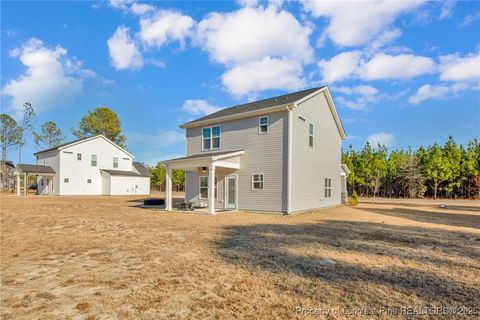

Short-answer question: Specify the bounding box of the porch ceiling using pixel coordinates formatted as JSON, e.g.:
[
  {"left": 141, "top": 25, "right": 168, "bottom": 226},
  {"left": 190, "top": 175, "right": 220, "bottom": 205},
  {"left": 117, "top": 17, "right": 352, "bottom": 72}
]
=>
[{"left": 163, "top": 150, "right": 244, "bottom": 170}]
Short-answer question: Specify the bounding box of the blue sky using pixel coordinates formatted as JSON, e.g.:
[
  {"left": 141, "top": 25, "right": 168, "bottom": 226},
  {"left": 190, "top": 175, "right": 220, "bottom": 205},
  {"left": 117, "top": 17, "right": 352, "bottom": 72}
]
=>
[{"left": 1, "top": 0, "right": 479, "bottom": 165}]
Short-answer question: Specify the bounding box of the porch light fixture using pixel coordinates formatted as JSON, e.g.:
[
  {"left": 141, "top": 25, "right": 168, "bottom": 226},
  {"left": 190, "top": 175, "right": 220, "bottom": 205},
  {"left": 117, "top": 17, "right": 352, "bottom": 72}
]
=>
[{"left": 201, "top": 166, "right": 207, "bottom": 173}]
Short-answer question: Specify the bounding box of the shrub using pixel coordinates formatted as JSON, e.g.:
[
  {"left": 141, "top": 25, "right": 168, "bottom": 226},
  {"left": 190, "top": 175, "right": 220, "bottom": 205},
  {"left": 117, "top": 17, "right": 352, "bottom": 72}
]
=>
[{"left": 348, "top": 190, "right": 359, "bottom": 206}]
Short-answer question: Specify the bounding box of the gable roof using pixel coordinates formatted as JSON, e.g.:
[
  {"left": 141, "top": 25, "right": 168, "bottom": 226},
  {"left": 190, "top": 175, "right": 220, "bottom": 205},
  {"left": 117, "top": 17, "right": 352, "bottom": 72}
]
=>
[
  {"left": 16, "top": 164, "right": 56, "bottom": 174},
  {"left": 180, "top": 86, "right": 346, "bottom": 140},
  {"left": 180, "top": 87, "right": 324, "bottom": 128},
  {"left": 34, "top": 134, "right": 134, "bottom": 158}
]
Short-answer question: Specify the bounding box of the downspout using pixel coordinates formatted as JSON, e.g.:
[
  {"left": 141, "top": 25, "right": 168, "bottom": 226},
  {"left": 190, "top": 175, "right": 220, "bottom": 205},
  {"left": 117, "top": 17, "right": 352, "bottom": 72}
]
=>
[{"left": 287, "top": 105, "right": 294, "bottom": 214}]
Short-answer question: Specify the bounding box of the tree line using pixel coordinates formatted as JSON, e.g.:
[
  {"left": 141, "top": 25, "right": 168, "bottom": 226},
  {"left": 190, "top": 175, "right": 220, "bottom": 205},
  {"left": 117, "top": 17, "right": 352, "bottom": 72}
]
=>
[
  {"left": 342, "top": 136, "right": 480, "bottom": 199},
  {"left": 147, "top": 163, "right": 185, "bottom": 192}
]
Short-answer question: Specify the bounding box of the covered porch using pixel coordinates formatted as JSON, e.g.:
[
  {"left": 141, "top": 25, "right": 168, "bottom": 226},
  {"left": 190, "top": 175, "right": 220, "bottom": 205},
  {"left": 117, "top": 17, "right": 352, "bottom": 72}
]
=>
[
  {"left": 15, "top": 164, "right": 56, "bottom": 196},
  {"left": 163, "top": 150, "right": 244, "bottom": 214}
]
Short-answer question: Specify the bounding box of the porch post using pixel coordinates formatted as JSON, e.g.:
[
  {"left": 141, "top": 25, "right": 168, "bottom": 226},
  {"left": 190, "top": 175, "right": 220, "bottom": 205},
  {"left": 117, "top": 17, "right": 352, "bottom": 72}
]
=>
[
  {"left": 165, "top": 165, "right": 172, "bottom": 211},
  {"left": 208, "top": 164, "right": 215, "bottom": 214},
  {"left": 23, "top": 173, "right": 27, "bottom": 196},
  {"left": 16, "top": 173, "right": 21, "bottom": 196}
]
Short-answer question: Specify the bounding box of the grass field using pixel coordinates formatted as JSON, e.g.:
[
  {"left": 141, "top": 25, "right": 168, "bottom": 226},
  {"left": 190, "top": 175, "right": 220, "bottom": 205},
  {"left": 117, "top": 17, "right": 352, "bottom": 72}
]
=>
[{"left": 1, "top": 195, "right": 479, "bottom": 319}]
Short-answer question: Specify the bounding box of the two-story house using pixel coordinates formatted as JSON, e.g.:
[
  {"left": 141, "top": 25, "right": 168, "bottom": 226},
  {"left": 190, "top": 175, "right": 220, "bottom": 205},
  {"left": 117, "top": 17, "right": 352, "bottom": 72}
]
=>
[
  {"left": 15, "top": 134, "right": 151, "bottom": 196},
  {"left": 163, "top": 86, "right": 349, "bottom": 214}
]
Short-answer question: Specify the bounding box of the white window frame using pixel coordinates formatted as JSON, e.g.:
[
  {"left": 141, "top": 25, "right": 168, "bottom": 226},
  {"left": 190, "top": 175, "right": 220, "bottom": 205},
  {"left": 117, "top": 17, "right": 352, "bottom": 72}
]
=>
[
  {"left": 87, "top": 179, "right": 92, "bottom": 184},
  {"left": 309, "top": 123, "right": 314, "bottom": 148},
  {"left": 113, "top": 157, "right": 119, "bottom": 168},
  {"left": 77, "top": 153, "right": 82, "bottom": 161},
  {"left": 324, "top": 178, "right": 332, "bottom": 198},
  {"left": 91, "top": 154, "right": 97, "bottom": 167},
  {"left": 64, "top": 178, "right": 69, "bottom": 183},
  {"left": 199, "top": 176, "right": 218, "bottom": 199},
  {"left": 258, "top": 116, "right": 268, "bottom": 134},
  {"left": 202, "top": 125, "right": 221, "bottom": 151},
  {"left": 252, "top": 174, "right": 264, "bottom": 190}
]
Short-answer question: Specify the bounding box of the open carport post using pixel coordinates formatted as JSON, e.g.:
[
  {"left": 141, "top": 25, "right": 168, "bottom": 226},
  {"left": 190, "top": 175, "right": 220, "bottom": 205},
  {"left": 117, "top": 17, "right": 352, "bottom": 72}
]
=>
[{"left": 165, "top": 165, "right": 172, "bottom": 211}]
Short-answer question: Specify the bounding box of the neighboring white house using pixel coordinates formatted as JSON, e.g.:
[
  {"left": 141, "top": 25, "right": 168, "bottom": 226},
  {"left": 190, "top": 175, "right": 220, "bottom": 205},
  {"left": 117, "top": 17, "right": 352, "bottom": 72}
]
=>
[
  {"left": 15, "top": 134, "right": 151, "bottom": 196},
  {"left": 163, "top": 86, "right": 349, "bottom": 214}
]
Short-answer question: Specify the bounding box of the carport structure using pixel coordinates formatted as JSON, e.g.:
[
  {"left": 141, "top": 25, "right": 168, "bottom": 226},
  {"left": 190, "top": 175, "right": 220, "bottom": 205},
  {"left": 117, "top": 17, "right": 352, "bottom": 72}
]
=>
[{"left": 15, "top": 164, "right": 56, "bottom": 196}]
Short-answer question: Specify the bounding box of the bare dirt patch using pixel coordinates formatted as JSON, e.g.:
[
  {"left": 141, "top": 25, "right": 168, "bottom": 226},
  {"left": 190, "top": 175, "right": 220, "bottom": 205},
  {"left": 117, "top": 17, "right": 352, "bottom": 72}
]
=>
[{"left": 1, "top": 195, "right": 479, "bottom": 319}]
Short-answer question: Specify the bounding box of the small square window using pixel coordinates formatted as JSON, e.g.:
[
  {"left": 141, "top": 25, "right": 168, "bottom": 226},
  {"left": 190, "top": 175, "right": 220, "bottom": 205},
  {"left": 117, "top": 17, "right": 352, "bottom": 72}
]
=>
[
  {"left": 87, "top": 179, "right": 92, "bottom": 184},
  {"left": 259, "top": 116, "right": 268, "bottom": 133},
  {"left": 252, "top": 174, "right": 264, "bottom": 190},
  {"left": 77, "top": 153, "right": 82, "bottom": 161},
  {"left": 64, "top": 178, "right": 69, "bottom": 183}
]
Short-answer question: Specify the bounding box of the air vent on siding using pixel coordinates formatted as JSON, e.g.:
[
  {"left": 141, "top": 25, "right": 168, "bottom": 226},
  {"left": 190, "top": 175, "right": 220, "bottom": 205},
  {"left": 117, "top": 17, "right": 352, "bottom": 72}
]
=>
[
  {"left": 298, "top": 115, "right": 306, "bottom": 122},
  {"left": 63, "top": 151, "right": 73, "bottom": 154}
]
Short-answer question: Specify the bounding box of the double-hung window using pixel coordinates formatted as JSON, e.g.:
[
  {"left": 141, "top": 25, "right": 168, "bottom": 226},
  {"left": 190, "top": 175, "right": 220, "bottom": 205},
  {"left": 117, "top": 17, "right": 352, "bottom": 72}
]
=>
[
  {"left": 309, "top": 123, "right": 314, "bottom": 147},
  {"left": 199, "top": 176, "right": 217, "bottom": 199},
  {"left": 202, "top": 125, "right": 220, "bottom": 150},
  {"left": 77, "top": 153, "right": 82, "bottom": 161},
  {"left": 91, "top": 155, "right": 97, "bottom": 167},
  {"left": 324, "top": 178, "right": 332, "bottom": 198},
  {"left": 252, "top": 174, "right": 264, "bottom": 190},
  {"left": 259, "top": 116, "right": 268, "bottom": 133},
  {"left": 113, "top": 157, "right": 118, "bottom": 168}
]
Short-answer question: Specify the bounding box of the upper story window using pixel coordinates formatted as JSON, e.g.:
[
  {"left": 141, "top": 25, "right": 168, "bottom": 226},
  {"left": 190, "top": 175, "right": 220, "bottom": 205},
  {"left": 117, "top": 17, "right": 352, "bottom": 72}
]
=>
[
  {"left": 324, "top": 178, "right": 332, "bottom": 198},
  {"left": 202, "top": 125, "right": 220, "bottom": 151},
  {"left": 77, "top": 153, "right": 82, "bottom": 161},
  {"left": 309, "top": 123, "right": 314, "bottom": 147},
  {"left": 259, "top": 116, "right": 268, "bottom": 133},
  {"left": 113, "top": 157, "right": 118, "bottom": 168},
  {"left": 91, "top": 155, "right": 97, "bottom": 167}
]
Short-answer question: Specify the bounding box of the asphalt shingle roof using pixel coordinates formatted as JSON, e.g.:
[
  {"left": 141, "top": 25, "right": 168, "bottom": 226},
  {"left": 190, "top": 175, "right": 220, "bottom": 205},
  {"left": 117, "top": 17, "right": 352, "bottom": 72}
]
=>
[
  {"left": 33, "top": 136, "right": 93, "bottom": 155},
  {"left": 132, "top": 162, "right": 152, "bottom": 177},
  {"left": 182, "top": 87, "right": 324, "bottom": 126},
  {"left": 16, "top": 164, "right": 56, "bottom": 174}
]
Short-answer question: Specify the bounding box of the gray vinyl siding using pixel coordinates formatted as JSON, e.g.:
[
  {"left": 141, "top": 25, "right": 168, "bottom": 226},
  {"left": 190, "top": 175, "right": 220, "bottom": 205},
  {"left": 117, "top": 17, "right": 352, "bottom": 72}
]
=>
[
  {"left": 291, "top": 91, "right": 342, "bottom": 211},
  {"left": 185, "top": 111, "right": 288, "bottom": 212}
]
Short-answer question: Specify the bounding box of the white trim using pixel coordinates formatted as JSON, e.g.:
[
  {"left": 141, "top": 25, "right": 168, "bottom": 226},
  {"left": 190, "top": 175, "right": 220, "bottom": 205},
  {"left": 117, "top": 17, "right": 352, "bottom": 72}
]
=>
[
  {"left": 287, "top": 107, "right": 293, "bottom": 213},
  {"left": 224, "top": 174, "right": 238, "bottom": 209},
  {"left": 258, "top": 116, "right": 269, "bottom": 134},
  {"left": 201, "top": 125, "right": 221, "bottom": 151},
  {"left": 251, "top": 173, "right": 264, "bottom": 190}
]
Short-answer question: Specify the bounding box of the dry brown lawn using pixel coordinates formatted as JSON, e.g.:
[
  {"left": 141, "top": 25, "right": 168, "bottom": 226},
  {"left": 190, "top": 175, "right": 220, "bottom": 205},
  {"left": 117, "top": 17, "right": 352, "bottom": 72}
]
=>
[{"left": 1, "top": 195, "right": 479, "bottom": 319}]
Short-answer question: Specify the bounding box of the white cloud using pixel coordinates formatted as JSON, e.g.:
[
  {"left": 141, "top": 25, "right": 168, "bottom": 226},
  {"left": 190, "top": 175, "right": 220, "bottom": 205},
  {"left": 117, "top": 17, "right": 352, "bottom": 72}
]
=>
[
  {"left": 461, "top": 12, "right": 480, "bottom": 27},
  {"left": 333, "top": 85, "right": 379, "bottom": 110},
  {"left": 107, "top": 25, "right": 144, "bottom": 70},
  {"left": 318, "top": 51, "right": 362, "bottom": 83},
  {"left": 319, "top": 52, "right": 436, "bottom": 83},
  {"left": 196, "top": 6, "right": 312, "bottom": 66},
  {"left": 408, "top": 84, "right": 450, "bottom": 105},
  {"left": 126, "top": 129, "right": 184, "bottom": 165},
  {"left": 138, "top": 10, "right": 194, "bottom": 49},
  {"left": 302, "top": 0, "right": 425, "bottom": 47},
  {"left": 359, "top": 53, "right": 436, "bottom": 80},
  {"left": 131, "top": 2, "right": 154, "bottom": 15},
  {"left": 408, "top": 83, "right": 472, "bottom": 105},
  {"left": 222, "top": 57, "right": 305, "bottom": 97},
  {"left": 439, "top": 52, "right": 480, "bottom": 82},
  {"left": 235, "top": 0, "right": 258, "bottom": 7},
  {"left": 195, "top": 6, "right": 312, "bottom": 96},
  {"left": 108, "top": 0, "right": 134, "bottom": 10},
  {"left": 367, "top": 132, "right": 395, "bottom": 147},
  {"left": 182, "top": 100, "right": 222, "bottom": 116},
  {"left": 2, "top": 38, "right": 86, "bottom": 116},
  {"left": 439, "top": 0, "right": 455, "bottom": 20}
]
